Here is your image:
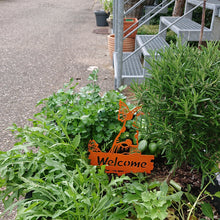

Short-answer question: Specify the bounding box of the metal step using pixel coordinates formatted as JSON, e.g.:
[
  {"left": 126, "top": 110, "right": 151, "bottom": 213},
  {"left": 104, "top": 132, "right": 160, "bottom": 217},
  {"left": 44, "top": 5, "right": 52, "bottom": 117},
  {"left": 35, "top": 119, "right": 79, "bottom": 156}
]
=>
[
  {"left": 159, "top": 17, "right": 212, "bottom": 42},
  {"left": 113, "top": 51, "right": 145, "bottom": 86},
  {"left": 136, "top": 35, "right": 169, "bottom": 55},
  {"left": 135, "top": 35, "right": 169, "bottom": 75},
  {"left": 114, "top": 35, "right": 169, "bottom": 86},
  {"left": 122, "top": 52, "right": 145, "bottom": 85}
]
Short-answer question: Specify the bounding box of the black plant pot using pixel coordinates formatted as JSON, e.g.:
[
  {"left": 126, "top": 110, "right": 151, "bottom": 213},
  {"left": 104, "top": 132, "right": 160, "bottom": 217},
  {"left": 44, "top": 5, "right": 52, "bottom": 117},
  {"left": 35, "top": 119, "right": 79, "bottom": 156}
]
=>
[{"left": 94, "top": 10, "right": 109, "bottom": 26}]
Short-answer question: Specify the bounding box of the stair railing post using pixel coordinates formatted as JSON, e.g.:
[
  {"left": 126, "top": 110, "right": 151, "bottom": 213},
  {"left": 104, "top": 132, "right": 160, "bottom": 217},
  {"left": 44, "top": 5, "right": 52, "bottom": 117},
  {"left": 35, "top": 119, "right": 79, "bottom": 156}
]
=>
[
  {"left": 113, "top": 0, "right": 117, "bottom": 34},
  {"left": 115, "top": 0, "right": 124, "bottom": 89}
]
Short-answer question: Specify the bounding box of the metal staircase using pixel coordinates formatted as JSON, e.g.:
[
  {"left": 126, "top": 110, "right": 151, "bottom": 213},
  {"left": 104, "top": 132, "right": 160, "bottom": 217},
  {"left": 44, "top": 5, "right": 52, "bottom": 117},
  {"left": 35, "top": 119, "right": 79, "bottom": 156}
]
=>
[{"left": 113, "top": 0, "right": 220, "bottom": 88}]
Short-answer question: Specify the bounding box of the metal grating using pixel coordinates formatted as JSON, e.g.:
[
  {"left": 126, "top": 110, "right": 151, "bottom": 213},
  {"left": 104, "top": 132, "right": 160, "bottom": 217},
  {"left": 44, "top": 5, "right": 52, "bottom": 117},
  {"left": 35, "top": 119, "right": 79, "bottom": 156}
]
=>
[
  {"left": 122, "top": 52, "right": 143, "bottom": 78},
  {"left": 160, "top": 17, "right": 211, "bottom": 31},
  {"left": 136, "top": 35, "right": 169, "bottom": 56}
]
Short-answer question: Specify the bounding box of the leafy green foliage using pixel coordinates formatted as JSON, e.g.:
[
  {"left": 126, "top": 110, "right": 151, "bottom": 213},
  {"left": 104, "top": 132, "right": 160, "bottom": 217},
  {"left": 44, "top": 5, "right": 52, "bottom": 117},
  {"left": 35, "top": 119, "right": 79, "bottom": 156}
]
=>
[
  {"left": 201, "top": 202, "right": 214, "bottom": 220},
  {"left": 1, "top": 71, "right": 182, "bottom": 220},
  {"left": 11, "top": 70, "right": 128, "bottom": 152},
  {"left": 99, "top": 0, "right": 113, "bottom": 14},
  {"left": 131, "top": 41, "right": 220, "bottom": 180},
  {"left": 0, "top": 148, "right": 182, "bottom": 220},
  {"left": 137, "top": 25, "right": 177, "bottom": 44},
  {"left": 0, "top": 142, "right": 181, "bottom": 220},
  {"left": 0, "top": 147, "right": 120, "bottom": 219},
  {"left": 112, "top": 179, "right": 183, "bottom": 220},
  {"left": 0, "top": 133, "right": 83, "bottom": 218},
  {"left": 1, "top": 69, "right": 216, "bottom": 219},
  {"left": 192, "top": 7, "right": 213, "bottom": 28}
]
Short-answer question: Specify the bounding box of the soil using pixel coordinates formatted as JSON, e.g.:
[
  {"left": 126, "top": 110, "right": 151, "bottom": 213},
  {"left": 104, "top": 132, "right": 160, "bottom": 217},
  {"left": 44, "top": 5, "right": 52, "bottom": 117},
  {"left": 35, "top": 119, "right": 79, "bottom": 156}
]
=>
[{"left": 136, "top": 155, "right": 220, "bottom": 219}]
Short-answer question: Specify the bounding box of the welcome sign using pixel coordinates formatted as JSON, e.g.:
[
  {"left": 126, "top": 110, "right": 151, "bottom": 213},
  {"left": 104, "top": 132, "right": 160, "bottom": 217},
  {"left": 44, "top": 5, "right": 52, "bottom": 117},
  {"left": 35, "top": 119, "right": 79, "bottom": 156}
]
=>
[
  {"left": 88, "top": 101, "right": 154, "bottom": 176},
  {"left": 89, "top": 151, "right": 154, "bottom": 175}
]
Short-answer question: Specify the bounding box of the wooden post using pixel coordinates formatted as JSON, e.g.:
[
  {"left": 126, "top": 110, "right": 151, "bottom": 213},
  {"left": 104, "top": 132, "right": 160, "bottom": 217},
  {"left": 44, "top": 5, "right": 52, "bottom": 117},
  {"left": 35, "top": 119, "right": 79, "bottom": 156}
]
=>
[{"left": 198, "top": 0, "right": 206, "bottom": 49}]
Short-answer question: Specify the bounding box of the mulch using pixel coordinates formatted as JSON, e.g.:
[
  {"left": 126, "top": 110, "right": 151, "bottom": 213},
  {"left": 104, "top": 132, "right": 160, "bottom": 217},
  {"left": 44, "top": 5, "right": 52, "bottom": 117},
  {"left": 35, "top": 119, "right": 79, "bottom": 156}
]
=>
[{"left": 150, "top": 157, "right": 220, "bottom": 219}]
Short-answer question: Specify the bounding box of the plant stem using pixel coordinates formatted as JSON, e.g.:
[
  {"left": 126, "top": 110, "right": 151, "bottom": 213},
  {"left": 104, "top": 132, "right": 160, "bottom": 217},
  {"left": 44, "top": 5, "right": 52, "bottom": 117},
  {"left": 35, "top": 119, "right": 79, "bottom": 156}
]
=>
[
  {"left": 187, "top": 181, "right": 210, "bottom": 220},
  {"left": 165, "top": 161, "right": 178, "bottom": 184}
]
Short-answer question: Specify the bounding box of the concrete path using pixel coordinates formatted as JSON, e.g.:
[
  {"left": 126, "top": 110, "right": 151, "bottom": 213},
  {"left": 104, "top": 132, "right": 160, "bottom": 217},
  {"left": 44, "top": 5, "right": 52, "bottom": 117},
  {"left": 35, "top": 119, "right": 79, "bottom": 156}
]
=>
[{"left": 0, "top": 0, "right": 114, "bottom": 152}]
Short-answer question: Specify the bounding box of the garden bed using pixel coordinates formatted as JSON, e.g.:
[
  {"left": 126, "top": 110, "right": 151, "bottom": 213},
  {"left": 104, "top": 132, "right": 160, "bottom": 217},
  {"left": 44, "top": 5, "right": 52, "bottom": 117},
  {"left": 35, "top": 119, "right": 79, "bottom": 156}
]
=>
[{"left": 0, "top": 42, "right": 219, "bottom": 219}]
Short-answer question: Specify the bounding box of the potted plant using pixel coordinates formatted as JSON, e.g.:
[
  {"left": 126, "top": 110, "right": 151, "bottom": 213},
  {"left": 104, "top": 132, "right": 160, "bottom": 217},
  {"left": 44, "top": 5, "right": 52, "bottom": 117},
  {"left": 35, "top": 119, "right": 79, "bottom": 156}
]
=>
[
  {"left": 107, "top": 34, "right": 135, "bottom": 60},
  {"left": 123, "top": 17, "right": 139, "bottom": 38},
  {"left": 100, "top": 0, "right": 113, "bottom": 16},
  {"left": 107, "top": 17, "right": 139, "bottom": 60},
  {"left": 94, "top": 10, "right": 109, "bottom": 26},
  {"left": 94, "top": 0, "right": 113, "bottom": 26}
]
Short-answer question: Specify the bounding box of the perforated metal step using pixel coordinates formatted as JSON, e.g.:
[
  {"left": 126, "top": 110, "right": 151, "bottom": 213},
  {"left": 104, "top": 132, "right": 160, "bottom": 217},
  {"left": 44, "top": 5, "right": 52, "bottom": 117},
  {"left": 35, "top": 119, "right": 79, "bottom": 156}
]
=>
[
  {"left": 136, "top": 35, "right": 169, "bottom": 56},
  {"left": 159, "top": 17, "right": 212, "bottom": 42},
  {"left": 114, "top": 35, "right": 170, "bottom": 86},
  {"left": 122, "top": 52, "right": 145, "bottom": 85},
  {"left": 135, "top": 35, "right": 169, "bottom": 76}
]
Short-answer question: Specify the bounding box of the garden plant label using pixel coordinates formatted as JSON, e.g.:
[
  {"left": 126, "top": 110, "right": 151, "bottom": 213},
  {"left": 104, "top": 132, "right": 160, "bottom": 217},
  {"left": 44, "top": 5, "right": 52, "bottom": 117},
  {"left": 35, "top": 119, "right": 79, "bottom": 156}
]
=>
[{"left": 88, "top": 101, "right": 154, "bottom": 176}]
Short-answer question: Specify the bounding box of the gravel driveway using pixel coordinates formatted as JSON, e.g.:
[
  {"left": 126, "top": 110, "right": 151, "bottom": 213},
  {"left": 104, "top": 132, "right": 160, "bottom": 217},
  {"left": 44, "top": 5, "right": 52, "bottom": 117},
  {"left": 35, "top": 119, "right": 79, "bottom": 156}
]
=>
[
  {"left": 0, "top": 0, "right": 113, "bottom": 151},
  {"left": 0, "top": 0, "right": 113, "bottom": 218}
]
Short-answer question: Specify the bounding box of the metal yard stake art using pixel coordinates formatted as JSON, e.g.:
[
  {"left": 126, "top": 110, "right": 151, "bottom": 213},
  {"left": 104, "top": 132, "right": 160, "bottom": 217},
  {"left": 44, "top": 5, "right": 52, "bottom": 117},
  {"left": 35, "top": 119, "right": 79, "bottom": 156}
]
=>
[{"left": 88, "top": 101, "right": 154, "bottom": 176}]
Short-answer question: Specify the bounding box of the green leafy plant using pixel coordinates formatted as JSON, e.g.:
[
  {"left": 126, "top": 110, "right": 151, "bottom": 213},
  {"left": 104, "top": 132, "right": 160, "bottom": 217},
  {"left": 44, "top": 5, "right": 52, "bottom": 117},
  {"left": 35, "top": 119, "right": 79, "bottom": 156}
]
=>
[
  {"left": 131, "top": 41, "right": 220, "bottom": 183},
  {"left": 137, "top": 24, "right": 177, "bottom": 44},
  {"left": 0, "top": 133, "right": 181, "bottom": 220},
  {"left": 100, "top": 0, "right": 113, "bottom": 14},
  {"left": 93, "top": 0, "right": 113, "bottom": 15},
  {"left": 0, "top": 147, "right": 123, "bottom": 219},
  {"left": 111, "top": 178, "right": 183, "bottom": 220},
  {"left": 0, "top": 85, "right": 126, "bottom": 219},
  {"left": 12, "top": 70, "right": 131, "bottom": 153},
  {"left": 0, "top": 133, "right": 83, "bottom": 219},
  {"left": 1, "top": 68, "right": 218, "bottom": 219},
  {"left": 134, "top": 182, "right": 182, "bottom": 219},
  {"left": 0, "top": 71, "right": 153, "bottom": 219}
]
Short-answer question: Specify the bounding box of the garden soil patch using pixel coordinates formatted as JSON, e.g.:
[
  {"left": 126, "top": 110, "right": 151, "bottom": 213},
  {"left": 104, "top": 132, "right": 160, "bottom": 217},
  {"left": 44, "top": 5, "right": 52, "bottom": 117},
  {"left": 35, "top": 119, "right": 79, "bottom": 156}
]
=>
[{"left": 144, "top": 157, "right": 219, "bottom": 218}]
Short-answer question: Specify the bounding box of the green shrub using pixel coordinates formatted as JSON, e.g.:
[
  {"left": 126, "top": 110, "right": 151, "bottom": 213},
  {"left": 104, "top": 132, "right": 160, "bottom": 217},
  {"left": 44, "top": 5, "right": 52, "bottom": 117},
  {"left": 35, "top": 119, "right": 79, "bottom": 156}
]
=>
[
  {"left": 11, "top": 70, "right": 131, "bottom": 153},
  {"left": 137, "top": 24, "right": 177, "bottom": 44},
  {"left": 0, "top": 70, "right": 184, "bottom": 220},
  {"left": 113, "top": 180, "right": 182, "bottom": 220},
  {"left": 0, "top": 143, "right": 121, "bottom": 219},
  {"left": 0, "top": 141, "right": 181, "bottom": 219},
  {"left": 137, "top": 24, "right": 159, "bottom": 35},
  {"left": 192, "top": 7, "right": 213, "bottom": 28},
  {"left": 0, "top": 147, "right": 180, "bottom": 219},
  {"left": 131, "top": 41, "right": 220, "bottom": 182}
]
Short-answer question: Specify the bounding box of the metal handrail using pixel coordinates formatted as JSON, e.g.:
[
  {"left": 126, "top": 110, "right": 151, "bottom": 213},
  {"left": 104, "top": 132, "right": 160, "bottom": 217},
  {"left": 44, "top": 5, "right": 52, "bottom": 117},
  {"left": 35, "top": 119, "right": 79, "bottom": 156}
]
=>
[
  {"left": 123, "top": 1, "right": 203, "bottom": 62},
  {"left": 123, "top": 0, "right": 174, "bottom": 39}
]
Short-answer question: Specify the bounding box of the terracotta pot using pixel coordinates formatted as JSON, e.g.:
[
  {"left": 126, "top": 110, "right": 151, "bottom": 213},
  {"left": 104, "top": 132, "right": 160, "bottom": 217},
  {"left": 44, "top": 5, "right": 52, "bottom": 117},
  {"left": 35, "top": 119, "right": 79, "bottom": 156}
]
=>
[
  {"left": 107, "top": 34, "right": 135, "bottom": 60},
  {"left": 123, "top": 18, "right": 138, "bottom": 39}
]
